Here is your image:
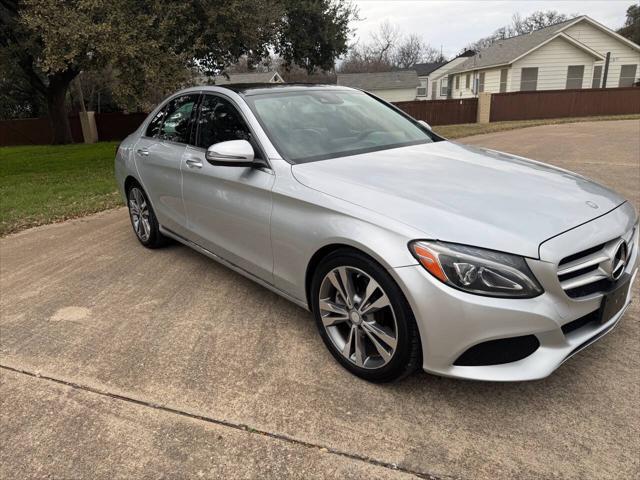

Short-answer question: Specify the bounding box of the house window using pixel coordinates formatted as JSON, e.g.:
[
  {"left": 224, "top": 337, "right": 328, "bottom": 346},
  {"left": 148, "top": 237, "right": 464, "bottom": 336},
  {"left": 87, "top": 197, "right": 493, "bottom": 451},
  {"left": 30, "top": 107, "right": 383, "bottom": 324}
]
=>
[
  {"left": 455, "top": 75, "right": 460, "bottom": 89},
  {"left": 465, "top": 74, "right": 470, "bottom": 89},
  {"left": 591, "top": 65, "right": 603, "bottom": 88},
  {"left": 478, "top": 72, "right": 486, "bottom": 93},
  {"left": 431, "top": 81, "right": 437, "bottom": 99},
  {"left": 520, "top": 67, "right": 538, "bottom": 91},
  {"left": 499, "top": 68, "right": 508, "bottom": 93},
  {"left": 440, "top": 78, "right": 448, "bottom": 96},
  {"left": 417, "top": 80, "right": 427, "bottom": 97},
  {"left": 566, "top": 65, "right": 584, "bottom": 89},
  {"left": 619, "top": 64, "right": 638, "bottom": 87}
]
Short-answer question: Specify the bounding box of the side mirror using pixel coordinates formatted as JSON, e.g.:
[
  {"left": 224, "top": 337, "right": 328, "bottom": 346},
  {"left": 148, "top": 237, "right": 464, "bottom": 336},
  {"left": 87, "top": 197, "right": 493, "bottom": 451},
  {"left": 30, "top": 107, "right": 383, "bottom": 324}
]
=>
[
  {"left": 418, "top": 120, "right": 432, "bottom": 131},
  {"left": 205, "top": 140, "right": 255, "bottom": 167}
]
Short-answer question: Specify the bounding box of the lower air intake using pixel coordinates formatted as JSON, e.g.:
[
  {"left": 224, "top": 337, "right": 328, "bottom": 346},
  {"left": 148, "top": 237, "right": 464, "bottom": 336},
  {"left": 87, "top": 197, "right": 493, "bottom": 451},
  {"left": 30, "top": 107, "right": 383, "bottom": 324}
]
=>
[{"left": 454, "top": 335, "right": 540, "bottom": 366}]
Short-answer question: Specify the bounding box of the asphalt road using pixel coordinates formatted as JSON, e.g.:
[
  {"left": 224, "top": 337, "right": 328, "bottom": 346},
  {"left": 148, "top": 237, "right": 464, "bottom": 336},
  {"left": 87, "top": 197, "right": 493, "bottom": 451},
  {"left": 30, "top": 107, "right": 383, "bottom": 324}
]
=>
[{"left": 1, "top": 119, "right": 639, "bottom": 479}]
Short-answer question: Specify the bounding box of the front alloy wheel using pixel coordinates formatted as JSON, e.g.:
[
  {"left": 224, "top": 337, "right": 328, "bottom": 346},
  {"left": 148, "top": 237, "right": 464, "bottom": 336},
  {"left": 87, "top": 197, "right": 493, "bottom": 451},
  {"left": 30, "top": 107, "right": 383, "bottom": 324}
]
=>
[
  {"left": 311, "top": 250, "right": 421, "bottom": 382},
  {"left": 319, "top": 266, "right": 398, "bottom": 369}
]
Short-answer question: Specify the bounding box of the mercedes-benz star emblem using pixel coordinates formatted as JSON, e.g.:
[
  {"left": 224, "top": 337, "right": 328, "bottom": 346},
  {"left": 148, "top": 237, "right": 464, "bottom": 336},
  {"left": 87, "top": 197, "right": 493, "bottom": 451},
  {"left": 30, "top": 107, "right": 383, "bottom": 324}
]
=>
[{"left": 610, "top": 242, "right": 628, "bottom": 281}]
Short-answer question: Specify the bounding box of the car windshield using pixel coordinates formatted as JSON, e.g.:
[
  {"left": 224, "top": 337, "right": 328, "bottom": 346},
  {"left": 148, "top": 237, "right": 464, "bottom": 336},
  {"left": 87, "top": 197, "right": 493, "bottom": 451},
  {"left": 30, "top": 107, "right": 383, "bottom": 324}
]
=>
[{"left": 245, "top": 90, "right": 434, "bottom": 163}]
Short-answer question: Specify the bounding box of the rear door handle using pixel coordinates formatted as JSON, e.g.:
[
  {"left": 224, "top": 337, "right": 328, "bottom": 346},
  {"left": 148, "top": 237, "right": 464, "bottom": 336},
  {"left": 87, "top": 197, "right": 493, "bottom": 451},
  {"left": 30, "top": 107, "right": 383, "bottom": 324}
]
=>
[
  {"left": 185, "top": 157, "right": 203, "bottom": 169},
  {"left": 136, "top": 149, "right": 149, "bottom": 156}
]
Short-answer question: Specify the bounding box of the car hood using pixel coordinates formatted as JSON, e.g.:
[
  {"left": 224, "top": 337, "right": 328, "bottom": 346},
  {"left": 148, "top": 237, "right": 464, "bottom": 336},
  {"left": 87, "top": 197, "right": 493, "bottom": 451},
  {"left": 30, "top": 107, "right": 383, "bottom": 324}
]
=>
[{"left": 291, "top": 141, "right": 625, "bottom": 258}]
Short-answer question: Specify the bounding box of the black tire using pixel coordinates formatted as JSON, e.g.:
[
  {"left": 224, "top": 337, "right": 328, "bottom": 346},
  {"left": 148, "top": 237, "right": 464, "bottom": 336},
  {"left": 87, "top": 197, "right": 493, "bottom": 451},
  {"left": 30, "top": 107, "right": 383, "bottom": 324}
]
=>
[
  {"left": 126, "top": 183, "right": 169, "bottom": 249},
  {"left": 311, "top": 249, "right": 421, "bottom": 383}
]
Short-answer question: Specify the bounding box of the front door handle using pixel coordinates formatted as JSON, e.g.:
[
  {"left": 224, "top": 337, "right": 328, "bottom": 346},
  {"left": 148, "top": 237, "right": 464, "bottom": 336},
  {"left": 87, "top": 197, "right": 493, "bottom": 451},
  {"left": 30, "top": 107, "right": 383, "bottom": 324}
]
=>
[
  {"left": 136, "top": 149, "right": 149, "bottom": 157},
  {"left": 185, "top": 157, "right": 203, "bottom": 169}
]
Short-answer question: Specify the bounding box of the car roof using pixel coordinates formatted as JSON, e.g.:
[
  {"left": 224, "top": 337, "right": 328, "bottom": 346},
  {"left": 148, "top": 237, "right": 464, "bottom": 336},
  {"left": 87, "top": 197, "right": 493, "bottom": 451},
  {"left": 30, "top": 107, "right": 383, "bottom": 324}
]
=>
[{"left": 210, "top": 83, "right": 354, "bottom": 96}]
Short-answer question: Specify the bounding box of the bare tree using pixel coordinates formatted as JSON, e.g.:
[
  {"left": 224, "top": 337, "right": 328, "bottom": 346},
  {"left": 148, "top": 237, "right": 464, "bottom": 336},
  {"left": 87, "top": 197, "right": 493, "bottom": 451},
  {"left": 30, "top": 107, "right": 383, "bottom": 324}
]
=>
[
  {"left": 339, "top": 22, "right": 442, "bottom": 73},
  {"left": 370, "top": 21, "right": 401, "bottom": 64},
  {"left": 464, "top": 10, "right": 577, "bottom": 53},
  {"left": 394, "top": 34, "right": 442, "bottom": 69},
  {"left": 511, "top": 11, "right": 574, "bottom": 35}
]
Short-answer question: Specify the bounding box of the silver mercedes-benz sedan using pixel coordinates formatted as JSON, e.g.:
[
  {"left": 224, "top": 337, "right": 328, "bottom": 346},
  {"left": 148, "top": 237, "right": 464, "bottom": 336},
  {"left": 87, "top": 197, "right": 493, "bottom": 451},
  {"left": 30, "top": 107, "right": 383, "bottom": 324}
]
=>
[{"left": 115, "top": 84, "right": 638, "bottom": 382}]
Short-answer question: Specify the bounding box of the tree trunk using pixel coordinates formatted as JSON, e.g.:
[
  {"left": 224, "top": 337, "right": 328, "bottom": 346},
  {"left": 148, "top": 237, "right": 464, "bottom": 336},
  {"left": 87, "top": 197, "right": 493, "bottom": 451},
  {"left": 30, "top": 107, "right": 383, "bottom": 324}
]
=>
[{"left": 46, "top": 75, "right": 74, "bottom": 144}]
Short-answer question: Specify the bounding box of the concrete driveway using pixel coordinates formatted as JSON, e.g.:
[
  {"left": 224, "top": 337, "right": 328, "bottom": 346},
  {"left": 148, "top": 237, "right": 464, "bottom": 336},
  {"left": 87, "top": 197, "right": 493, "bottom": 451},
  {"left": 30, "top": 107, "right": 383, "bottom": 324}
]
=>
[{"left": 1, "top": 119, "right": 639, "bottom": 479}]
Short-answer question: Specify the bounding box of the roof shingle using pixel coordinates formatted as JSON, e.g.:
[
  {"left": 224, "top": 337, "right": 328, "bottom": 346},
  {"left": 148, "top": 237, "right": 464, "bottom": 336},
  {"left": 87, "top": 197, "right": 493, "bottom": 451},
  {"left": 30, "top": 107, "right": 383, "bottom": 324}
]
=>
[
  {"left": 413, "top": 62, "right": 446, "bottom": 76},
  {"left": 448, "top": 17, "right": 581, "bottom": 74},
  {"left": 336, "top": 70, "right": 420, "bottom": 90}
]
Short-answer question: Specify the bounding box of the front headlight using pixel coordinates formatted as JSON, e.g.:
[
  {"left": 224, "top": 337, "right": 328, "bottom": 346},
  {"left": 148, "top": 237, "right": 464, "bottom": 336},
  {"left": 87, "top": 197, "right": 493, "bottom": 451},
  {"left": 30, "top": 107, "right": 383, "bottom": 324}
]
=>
[{"left": 409, "top": 240, "right": 543, "bottom": 298}]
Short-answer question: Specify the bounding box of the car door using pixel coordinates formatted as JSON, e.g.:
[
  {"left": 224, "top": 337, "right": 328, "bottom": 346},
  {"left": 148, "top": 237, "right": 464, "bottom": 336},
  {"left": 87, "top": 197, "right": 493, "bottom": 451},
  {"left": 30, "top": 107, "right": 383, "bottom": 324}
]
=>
[
  {"left": 181, "top": 93, "right": 275, "bottom": 282},
  {"left": 134, "top": 93, "right": 199, "bottom": 236}
]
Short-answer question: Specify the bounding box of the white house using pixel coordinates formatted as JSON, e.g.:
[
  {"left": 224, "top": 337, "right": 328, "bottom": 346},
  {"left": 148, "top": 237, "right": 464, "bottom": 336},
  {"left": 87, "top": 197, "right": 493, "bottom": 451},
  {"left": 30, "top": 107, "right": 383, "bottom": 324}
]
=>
[
  {"left": 444, "top": 15, "right": 640, "bottom": 99},
  {"left": 336, "top": 71, "right": 420, "bottom": 102},
  {"left": 413, "top": 61, "right": 445, "bottom": 99},
  {"left": 426, "top": 50, "right": 476, "bottom": 99}
]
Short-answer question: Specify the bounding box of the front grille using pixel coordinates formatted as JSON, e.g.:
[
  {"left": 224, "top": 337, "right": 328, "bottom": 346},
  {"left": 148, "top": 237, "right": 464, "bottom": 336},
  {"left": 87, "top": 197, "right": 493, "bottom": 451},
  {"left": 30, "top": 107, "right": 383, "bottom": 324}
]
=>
[{"left": 557, "top": 227, "right": 635, "bottom": 299}]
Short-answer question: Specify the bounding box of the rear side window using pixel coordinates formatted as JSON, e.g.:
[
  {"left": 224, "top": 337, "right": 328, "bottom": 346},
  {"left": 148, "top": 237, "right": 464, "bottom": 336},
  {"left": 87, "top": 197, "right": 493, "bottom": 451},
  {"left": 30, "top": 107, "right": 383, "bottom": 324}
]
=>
[
  {"left": 145, "top": 94, "right": 199, "bottom": 143},
  {"left": 145, "top": 108, "right": 166, "bottom": 138},
  {"left": 159, "top": 94, "right": 199, "bottom": 143},
  {"left": 196, "top": 95, "right": 252, "bottom": 149}
]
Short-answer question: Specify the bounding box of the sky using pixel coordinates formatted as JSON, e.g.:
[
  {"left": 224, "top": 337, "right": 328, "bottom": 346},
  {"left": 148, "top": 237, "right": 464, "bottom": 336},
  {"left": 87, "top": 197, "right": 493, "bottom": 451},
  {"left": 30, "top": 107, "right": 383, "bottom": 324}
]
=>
[{"left": 350, "top": 0, "right": 631, "bottom": 58}]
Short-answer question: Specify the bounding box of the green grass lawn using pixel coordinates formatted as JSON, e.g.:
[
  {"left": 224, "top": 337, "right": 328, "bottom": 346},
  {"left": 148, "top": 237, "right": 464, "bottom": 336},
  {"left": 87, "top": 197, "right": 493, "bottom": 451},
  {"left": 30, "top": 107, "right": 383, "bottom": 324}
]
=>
[
  {"left": 0, "top": 142, "right": 122, "bottom": 235},
  {"left": 1, "top": 113, "right": 639, "bottom": 236}
]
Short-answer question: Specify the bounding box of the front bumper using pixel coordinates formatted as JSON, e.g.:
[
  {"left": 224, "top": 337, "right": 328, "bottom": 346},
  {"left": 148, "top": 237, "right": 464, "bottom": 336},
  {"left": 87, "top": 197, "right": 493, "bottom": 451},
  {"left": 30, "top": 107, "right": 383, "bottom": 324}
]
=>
[{"left": 394, "top": 204, "right": 638, "bottom": 382}]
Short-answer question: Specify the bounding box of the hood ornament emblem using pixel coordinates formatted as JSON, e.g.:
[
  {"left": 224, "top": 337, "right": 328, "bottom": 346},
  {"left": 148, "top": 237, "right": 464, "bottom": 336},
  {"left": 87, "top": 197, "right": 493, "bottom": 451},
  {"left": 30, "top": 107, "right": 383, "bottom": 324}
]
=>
[{"left": 605, "top": 240, "right": 628, "bottom": 281}]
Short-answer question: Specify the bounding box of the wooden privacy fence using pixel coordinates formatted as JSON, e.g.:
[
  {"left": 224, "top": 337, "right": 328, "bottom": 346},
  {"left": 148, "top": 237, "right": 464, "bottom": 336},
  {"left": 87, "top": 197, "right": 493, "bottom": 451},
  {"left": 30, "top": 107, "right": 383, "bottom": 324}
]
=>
[
  {"left": 490, "top": 87, "right": 640, "bottom": 122},
  {"left": 95, "top": 112, "right": 148, "bottom": 141},
  {"left": 393, "top": 98, "right": 478, "bottom": 125},
  {"left": 0, "top": 112, "right": 147, "bottom": 146},
  {"left": 0, "top": 116, "right": 83, "bottom": 146}
]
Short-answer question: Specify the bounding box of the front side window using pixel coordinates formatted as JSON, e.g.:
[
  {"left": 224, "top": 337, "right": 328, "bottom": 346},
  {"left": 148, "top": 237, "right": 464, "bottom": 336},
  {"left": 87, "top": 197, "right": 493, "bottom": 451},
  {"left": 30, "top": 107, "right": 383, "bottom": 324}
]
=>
[
  {"left": 566, "top": 65, "right": 584, "bottom": 89},
  {"left": 619, "top": 64, "right": 638, "bottom": 87},
  {"left": 196, "top": 95, "right": 252, "bottom": 149},
  {"left": 158, "top": 94, "right": 199, "bottom": 143},
  {"left": 520, "top": 67, "right": 538, "bottom": 91},
  {"left": 246, "top": 90, "right": 434, "bottom": 163}
]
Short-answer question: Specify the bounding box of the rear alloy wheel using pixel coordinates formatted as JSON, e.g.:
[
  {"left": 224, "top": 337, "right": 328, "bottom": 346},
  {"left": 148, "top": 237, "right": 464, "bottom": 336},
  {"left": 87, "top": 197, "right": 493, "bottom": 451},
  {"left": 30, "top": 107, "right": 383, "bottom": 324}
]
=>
[
  {"left": 127, "top": 185, "right": 167, "bottom": 248},
  {"left": 311, "top": 250, "right": 421, "bottom": 382}
]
